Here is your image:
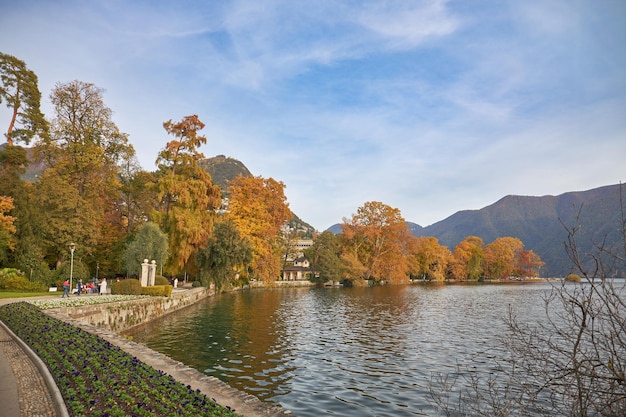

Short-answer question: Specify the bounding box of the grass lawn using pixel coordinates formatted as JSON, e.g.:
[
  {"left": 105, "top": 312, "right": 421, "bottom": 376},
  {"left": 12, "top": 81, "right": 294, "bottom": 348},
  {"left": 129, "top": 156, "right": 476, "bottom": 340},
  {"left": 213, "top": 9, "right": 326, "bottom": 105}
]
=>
[{"left": 0, "top": 290, "right": 60, "bottom": 299}]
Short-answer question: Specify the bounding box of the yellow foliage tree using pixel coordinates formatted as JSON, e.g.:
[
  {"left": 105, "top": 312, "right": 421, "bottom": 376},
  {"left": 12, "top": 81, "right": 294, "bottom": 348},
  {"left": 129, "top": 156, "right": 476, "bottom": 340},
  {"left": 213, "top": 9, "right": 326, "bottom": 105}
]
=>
[
  {"left": 341, "top": 201, "right": 412, "bottom": 284},
  {"left": 407, "top": 236, "right": 451, "bottom": 281},
  {"left": 449, "top": 236, "right": 484, "bottom": 281},
  {"left": 226, "top": 175, "right": 291, "bottom": 282},
  {"left": 483, "top": 237, "right": 524, "bottom": 279},
  {"left": 0, "top": 196, "right": 16, "bottom": 253}
]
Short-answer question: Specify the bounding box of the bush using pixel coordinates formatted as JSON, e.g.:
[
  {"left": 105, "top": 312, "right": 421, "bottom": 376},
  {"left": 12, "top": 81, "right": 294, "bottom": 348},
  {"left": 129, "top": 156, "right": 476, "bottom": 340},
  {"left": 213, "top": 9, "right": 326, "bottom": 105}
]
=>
[
  {"left": 564, "top": 273, "right": 582, "bottom": 282},
  {"left": 155, "top": 275, "right": 170, "bottom": 285},
  {"left": 0, "top": 268, "right": 46, "bottom": 292},
  {"left": 140, "top": 285, "right": 173, "bottom": 297},
  {"left": 191, "top": 281, "right": 203, "bottom": 287},
  {"left": 110, "top": 278, "right": 142, "bottom": 295}
]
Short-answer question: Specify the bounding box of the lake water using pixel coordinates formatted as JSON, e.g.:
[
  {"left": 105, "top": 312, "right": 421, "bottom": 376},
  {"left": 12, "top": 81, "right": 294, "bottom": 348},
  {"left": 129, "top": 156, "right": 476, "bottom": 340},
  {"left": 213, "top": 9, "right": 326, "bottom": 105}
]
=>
[{"left": 128, "top": 283, "right": 560, "bottom": 416}]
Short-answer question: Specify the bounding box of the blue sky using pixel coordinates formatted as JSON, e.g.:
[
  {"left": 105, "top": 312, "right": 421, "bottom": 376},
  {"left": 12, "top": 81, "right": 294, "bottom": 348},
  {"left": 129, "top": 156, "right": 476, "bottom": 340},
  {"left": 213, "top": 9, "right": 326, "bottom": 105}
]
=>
[{"left": 1, "top": 0, "right": 625, "bottom": 231}]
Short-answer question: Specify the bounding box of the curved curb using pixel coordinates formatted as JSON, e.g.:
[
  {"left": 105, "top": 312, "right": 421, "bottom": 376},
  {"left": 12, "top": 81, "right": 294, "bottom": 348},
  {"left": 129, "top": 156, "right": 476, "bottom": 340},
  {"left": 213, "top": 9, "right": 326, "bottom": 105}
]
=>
[{"left": 0, "top": 320, "right": 70, "bottom": 417}]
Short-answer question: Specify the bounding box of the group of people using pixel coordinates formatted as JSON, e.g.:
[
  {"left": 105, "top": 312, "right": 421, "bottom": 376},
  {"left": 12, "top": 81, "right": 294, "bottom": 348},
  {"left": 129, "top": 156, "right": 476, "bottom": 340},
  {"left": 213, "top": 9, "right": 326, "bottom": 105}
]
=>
[{"left": 61, "top": 277, "right": 108, "bottom": 298}]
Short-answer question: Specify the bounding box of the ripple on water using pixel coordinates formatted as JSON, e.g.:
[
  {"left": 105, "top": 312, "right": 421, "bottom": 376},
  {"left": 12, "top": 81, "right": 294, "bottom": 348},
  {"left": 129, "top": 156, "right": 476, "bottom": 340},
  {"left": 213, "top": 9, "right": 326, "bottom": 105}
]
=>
[{"left": 130, "top": 284, "right": 559, "bottom": 417}]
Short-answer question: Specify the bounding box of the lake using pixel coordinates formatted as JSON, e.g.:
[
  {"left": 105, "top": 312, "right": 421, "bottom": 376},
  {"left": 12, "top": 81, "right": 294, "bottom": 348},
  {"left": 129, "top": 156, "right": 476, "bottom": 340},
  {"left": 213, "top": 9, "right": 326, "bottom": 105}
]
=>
[{"left": 128, "top": 283, "right": 562, "bottom": 416}]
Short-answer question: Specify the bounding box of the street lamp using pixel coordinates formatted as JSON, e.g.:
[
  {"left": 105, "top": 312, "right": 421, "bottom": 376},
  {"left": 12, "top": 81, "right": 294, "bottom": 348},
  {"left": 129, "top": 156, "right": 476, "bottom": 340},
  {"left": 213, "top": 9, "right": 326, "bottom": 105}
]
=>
[{"left": 69, "top": 243, "right": 76, "bottom": 293}]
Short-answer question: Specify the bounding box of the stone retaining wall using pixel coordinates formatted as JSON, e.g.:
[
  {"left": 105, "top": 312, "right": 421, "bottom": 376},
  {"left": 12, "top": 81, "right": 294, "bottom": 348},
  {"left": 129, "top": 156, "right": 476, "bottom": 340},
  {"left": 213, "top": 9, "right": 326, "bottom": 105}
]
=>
[{"left": 50, "top": 287, "right": 214, "bottom": 333}]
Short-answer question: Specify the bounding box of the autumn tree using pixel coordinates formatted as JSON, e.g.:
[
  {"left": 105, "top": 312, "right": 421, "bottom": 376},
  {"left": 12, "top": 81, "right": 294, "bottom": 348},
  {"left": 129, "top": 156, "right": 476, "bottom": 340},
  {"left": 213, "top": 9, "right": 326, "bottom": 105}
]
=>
[
  {"left": 0, "top": 52, "right": 49, "bottom": 146},
  {"left": 153, "top": 115, "right": 221, "bottom": 274},
  {"left": 341, "top": 201, "right": 412, "bottom": 284},
  {"left": 514, "top": 248, "right": 544, "bottom": 277},
  {"left": 449, "top": 236, "right": 484, "bottom": 281},
  {"left": 34, "top": 80, "right": 134, "bottom": 271},
  {"left": 226, "top": 175, "right": 291, "bottom": 282},
  {"left": 195, "top": 219, "right": 252, "bottom": 291},
  {"left": 407, "top": 236, "right": 451, "bottom": 281},
  {"left": 483, "top": 237, "right": 524, "bottom": 279},
  {"left": 0, "top": 196, "right": 16, "bottom": 264}
]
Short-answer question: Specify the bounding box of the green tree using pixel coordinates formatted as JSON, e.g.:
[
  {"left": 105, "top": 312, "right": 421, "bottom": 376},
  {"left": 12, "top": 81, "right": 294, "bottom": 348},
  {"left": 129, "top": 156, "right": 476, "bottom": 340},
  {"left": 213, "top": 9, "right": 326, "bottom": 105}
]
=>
[
  {"left": 195, "top": 219, "right": 252, "bottom": 291},
  {"left": 122, "top": 222, "right": 169, "bottom": 277},
  {"left": 305, "top": 230, "right": 344, "bottom": 283},
  {"left": 0, "top": 52, "right": 49, "bottom": 146}
]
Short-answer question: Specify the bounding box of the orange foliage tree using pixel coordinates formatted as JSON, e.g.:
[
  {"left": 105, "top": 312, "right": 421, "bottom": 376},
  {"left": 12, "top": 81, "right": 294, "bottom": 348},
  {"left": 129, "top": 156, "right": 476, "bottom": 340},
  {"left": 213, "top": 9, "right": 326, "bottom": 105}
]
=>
[
  {"left": 407, "top": 236, "right": 451, "bottom": 281},
  {"left": 154, "top": 115, "right": 221, "bottom": 274},
  {"left": 341, "top": 201, "right": 412, "bottom": 284},
  {"left": 483, "top": 237, "right": 524, "bottom": 279},
  {"left": 449, "top": 236, "right": 485, "bottom": 281},
  {"left": 226, "top": 175, "right": 291, "bottom": 282}
]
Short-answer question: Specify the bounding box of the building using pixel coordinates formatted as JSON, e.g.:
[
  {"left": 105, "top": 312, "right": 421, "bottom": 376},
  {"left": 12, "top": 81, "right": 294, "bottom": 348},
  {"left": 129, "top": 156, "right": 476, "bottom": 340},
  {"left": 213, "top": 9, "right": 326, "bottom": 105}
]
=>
[{"left": 281, "top": 257, "right": 314, "bottom": 281}]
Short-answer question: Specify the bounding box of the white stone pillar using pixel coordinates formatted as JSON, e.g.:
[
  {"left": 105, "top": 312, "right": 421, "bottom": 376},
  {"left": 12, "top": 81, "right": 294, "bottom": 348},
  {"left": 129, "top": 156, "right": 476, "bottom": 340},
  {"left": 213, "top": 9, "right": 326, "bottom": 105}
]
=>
[
  {"left": 140, "top": 259, "right": 149, "bottom": 286},
  {"left": 147, "top": 260, "right": 157, "bottom": 286}
]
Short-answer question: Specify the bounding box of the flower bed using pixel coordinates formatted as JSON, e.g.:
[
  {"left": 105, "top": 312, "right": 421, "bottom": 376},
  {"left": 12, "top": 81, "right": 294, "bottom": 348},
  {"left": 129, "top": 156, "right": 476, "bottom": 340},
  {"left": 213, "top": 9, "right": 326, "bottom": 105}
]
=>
[
  {"left": 28, "top": 295, "right": 150, "bottom": 310},
  {"left": 0, "top": 302, "right": 242, "bottom": 417}
]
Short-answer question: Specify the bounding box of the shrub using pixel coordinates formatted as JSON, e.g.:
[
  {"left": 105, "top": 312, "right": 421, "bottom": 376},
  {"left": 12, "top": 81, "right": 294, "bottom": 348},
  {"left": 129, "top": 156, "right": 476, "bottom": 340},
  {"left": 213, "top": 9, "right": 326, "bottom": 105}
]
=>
[
  {"left": 110, "top": 278, "right": 142, "bottom": 295},
  {"left": 564, "top": 273, "right": 582, "bottom": 282},
  {"left": 141, "top": 285, "right": 173, "bottom": 297},
  {"left": 191, "top": 280, "right": 203, "bottom": 287},
  {"left": 0, "top": 268, "right": 46, "bottom": 291},
  {"left": 155, "top": 275, "right": 170, "bottom": 285}
]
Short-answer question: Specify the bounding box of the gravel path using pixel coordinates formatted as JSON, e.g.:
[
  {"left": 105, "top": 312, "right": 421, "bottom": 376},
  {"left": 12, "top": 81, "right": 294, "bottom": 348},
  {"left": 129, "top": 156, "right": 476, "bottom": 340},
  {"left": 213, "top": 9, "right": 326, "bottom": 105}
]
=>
[{"left": 0, "top": 322, "right": 56, "bottom": 417}]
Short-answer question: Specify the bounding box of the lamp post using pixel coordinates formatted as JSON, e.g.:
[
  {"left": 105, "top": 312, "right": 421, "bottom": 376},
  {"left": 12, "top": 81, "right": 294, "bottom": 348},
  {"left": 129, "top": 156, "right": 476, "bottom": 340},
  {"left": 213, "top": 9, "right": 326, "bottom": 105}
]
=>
[{"left": 69, "top": 243, "right": 76, "bottom": 293}]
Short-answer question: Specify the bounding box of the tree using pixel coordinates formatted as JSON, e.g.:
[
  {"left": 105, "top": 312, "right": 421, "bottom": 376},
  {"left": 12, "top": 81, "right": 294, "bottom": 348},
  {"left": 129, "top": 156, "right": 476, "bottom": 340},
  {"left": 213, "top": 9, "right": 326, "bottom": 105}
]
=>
[
  {"left": 514, "top": 248, "right": 544, "bottom": 277},
  {"left": 341, "top": 201, "right": 412, "bottom": 284},
  {"left": 0, "top": 196, "right": 16, "bottom": 264},
  {"left": 0, "top": 53, "right": 48, "bottom": 146},
  {"left": 407, "top": 236, "right": 451, "bottom": 281},
  {"left": 34, "top": 80, "right": 135, "bottom": 271},
  {"left": 226, "top": 175, "right": 291, "bottom": 282},
  {"left": 153, "top": 115, "right": 221, "bottom": 274},
  {"left": 122, "top": 222, "right": 169, "bottom": 277},
  {"left": 305, "top": 230, "right": 344, "bottom": 283},
  {"left": 449, "top": 236, "right": 484, "bottom": 281},
  {"left": 483, "top": 237, "right": 524, "bottom": 279},
  {"left": 500, "top": 201, "right": 626, "bottom": 416},
  {"left": 195, "top": 219, "right": 252, "bottom": 291}
]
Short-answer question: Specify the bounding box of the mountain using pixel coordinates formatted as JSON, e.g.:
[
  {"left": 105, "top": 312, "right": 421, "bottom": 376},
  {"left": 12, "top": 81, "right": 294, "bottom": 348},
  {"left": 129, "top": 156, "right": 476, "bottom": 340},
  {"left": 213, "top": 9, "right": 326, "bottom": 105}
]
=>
[
  {"left": 198, "top": 155, "right": 252, "bottom": 193},
  {"left": 328, "top": 184, "right": 625, "bottom": 277}
]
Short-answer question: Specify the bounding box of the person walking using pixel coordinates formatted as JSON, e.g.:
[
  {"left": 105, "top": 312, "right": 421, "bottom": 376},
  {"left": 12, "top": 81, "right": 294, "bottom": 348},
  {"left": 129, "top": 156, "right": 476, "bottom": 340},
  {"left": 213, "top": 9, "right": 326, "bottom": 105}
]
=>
[
  {"left": 62, "top": 279, "right": 69, "bottom": 298},
  {"left": 77, "top": 279, "right": 83, "bottom": 296}
]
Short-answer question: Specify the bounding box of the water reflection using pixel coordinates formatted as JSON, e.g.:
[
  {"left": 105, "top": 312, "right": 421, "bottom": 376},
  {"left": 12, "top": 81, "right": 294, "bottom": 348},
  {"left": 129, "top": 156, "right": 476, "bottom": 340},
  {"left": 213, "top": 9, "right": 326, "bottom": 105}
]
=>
[{"left": 128, "top": 283, "right": 556, "bottom": 416}]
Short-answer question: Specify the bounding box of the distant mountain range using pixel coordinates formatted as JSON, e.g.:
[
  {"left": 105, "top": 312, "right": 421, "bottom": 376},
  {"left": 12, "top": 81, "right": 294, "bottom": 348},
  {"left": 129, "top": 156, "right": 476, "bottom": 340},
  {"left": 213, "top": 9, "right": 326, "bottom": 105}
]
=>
[{"left": 329, "top": 184, "right": 625, "bottom": 278}]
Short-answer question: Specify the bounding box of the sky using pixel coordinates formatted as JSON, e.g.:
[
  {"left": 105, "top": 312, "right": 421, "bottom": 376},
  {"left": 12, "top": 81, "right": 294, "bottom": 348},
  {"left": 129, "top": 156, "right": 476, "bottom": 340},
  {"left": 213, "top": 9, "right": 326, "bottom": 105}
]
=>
[{"left": 1, "top": 0, "right": 625, "bottom": 231}]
